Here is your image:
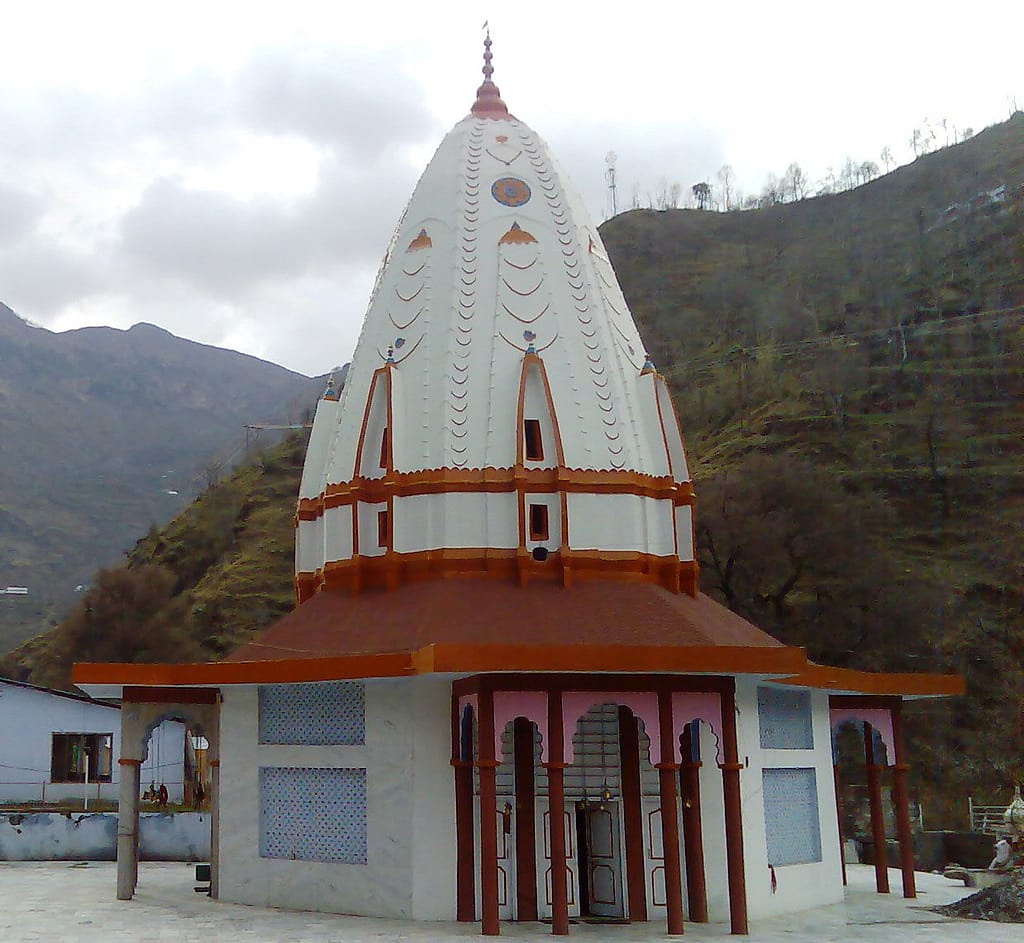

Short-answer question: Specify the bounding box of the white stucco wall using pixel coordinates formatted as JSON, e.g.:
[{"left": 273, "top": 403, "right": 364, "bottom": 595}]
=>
[
  {"left": 218, "top": 676, "right": 458, "bottom": 919},
  {"left": 0, "top": 681, "right": 187, "bottom": 805},
  {"left": 734, "top": 678, "right": 844, "bottom": 918},
  {"left": 566, "top": 493, "right": 675, "bottom": 554}
]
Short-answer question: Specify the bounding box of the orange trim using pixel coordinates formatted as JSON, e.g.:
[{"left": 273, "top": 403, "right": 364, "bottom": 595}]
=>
[
  {"left": 303, "top": 548, "right": 698, "bottom": 595},
  {"left": 118, "top": 758, "right": 142, "bottom": 766},
  {"left": 778, "top": 663, "right": 963, "bottom": 697},
  {"left": 516, "top": 353, "right": 566, "bottom": 467},
  {"left": 73, "top": 652, "right": 415, "bottom": 688},
  {"left": 297, "top": 467, "right": 693, "bottom": 520},
  {"left": 75, "top": 646, "right": 960, "bottom": 699},
  {"left": 74, "top": 643, "right": 806, "bottom": 689},
  {"left": 654, "top": 374, "right": 690, "bottom": 486}
]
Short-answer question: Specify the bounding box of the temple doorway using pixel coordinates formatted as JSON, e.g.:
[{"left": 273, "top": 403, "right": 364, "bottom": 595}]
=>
[{"left": 576, "top": 799, "right": 625, "bottom": 920}]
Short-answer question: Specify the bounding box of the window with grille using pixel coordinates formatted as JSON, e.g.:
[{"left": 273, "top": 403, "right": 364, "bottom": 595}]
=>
[
  {"left": 763, "top": 768, "right": 822, "bottom": 865},
  {"left": 757, "top": 686, "right": 813, "bottom": 749},
  {"left": 258, "top": 682, "right": 365, "bottom": 745},
  {"left": 259, "top": 766, "right": 367, "bottom": 863}
]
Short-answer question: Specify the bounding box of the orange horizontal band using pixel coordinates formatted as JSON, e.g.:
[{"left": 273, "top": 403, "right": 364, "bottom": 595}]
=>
[{"left": 296, "top": 467, "right": 694, "bottom": 520}]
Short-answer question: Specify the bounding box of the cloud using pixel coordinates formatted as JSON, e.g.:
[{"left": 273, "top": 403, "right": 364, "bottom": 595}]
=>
[
  {"left": 234, "top": 48, "right": 438, "bottom": 159},
  {"left": 0, "top": 182, "right": 43, "bottom": 244},
  {"left": 0, "top": 238, "right": 106, "bottom": 313}
]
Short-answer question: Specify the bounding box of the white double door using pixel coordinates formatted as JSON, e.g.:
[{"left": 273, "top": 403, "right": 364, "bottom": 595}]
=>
[{"left": 479, "top": 798, "right": 626, "bottom": 921}]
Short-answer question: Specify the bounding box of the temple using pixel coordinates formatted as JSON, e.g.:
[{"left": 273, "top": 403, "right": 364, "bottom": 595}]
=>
[{"left": 73, "top": 37, "right": 962, "bottom": 935}]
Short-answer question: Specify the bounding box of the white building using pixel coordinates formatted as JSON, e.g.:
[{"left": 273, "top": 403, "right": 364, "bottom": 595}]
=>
[
  {"left": 0, "top": 678, "right": 191, "bottom": 805},
  {"left": 76, "top": 38, "right": 961, "bottom": 933}
]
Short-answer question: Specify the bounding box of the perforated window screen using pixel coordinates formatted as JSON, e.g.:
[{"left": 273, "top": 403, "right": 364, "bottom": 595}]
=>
[
  {"left": 259, "top": 766, "right": 367, "bottom": 863},
  {"left": 258, "top": 681, "right": 365, "bottom": 745},
  {"left": 757, "top": 687, "right": 813, "bottom": 749},
  {"left": 763, "top": 768, "right": 822, "bottom": 865}
]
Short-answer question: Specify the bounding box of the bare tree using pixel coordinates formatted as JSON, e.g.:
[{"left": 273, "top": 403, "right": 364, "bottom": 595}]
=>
[
  {"left": 716, "top": 164, "right": 736, "bottom": 210},
  {"left": 858, "top": 160, "right": 880, "bottom": 185},
  {"left": 880, "top": 146, "right": 894, "bottom": 172},
  {"left": 781, "top": 162, "right": 809, "bottom": 201}
]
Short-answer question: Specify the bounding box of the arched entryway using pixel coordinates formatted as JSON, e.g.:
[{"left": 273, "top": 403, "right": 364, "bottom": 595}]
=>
[
  {"left": 115, "top": 689, "right": 220, "bottom": 901},
  {"left": 453, "top": 677, "right": 748, "bottom": 935}
]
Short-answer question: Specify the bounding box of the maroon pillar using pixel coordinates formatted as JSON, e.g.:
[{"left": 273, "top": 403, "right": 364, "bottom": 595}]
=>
[
  {"left": 833, "top": 764, "right": 847, "bottom": 887},
  {"left": 478, "top": 689, "right": 501, "bottom": 935},
  {"left": 864, "top": 723, "right": 890, "bottom": 895},
  {"left": 545, "top": 691, "right": 570, "bottom": 936},
  {"left": 514, "top": 718, "right": 539, "bottom": 921},
  {"left": 680, "top": 725, "right": 708, "bottom": 923},
  {"left": 719, "top": 682, "right": 748, "bottom": 935},
  {"left": 453, "top": 697, "right": 476, "bottom": 921},
  {"left": 617, "top": 706, "right": 648, "bottom": 923},
  {"left": 890, "top": 703, "right": 917, "bottom": 899},
  {"left": 657, "top": 690, "right": 685, "bottom": 935}
]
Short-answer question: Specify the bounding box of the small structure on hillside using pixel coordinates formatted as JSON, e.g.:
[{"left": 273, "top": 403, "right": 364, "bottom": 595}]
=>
[{"left": 74, "top": 38, "right": 962, "bottom": 934}]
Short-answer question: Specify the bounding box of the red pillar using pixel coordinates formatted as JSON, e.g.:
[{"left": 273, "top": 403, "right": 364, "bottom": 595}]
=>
[
  {"left": 617, "top": 707, "right": 648, "bottom": 923},
  {"left": 719, "top": 681, "right": 748, "bottom": 935},
  {"left": 657, "top": 690, "right": 685, "bottom": 935},
  {"left": 478, "top": 689, "right": 501, "bottom": 935},
  {"left": 453, "top": 696, "right": 476, "bottom": 922},
  {"left": 514, "top": 718, "right": 539, "bottom": 921},
  {"left": 680, "top": 725, "right": 708, "bottom": 923},
  {"left": 545, "top": 690, "right": 570, "bottom": 936},
  {"left": 890, "top": 703, "right": 917, "bottom": 899},
  {"left": 833, "top": 764, "right": 847, "bottom": 886},
  {"left": 864, "top": 722, "right": 890, "bottom": 895}
]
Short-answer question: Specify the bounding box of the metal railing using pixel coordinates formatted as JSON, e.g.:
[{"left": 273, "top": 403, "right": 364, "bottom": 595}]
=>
[{"left": 968, "top": 797, "right": 1007, "bottom": 835}]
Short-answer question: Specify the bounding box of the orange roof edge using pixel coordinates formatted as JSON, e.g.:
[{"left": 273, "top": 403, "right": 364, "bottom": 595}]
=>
[
  {"left": 71, "top": 646, "right": 962, "bottom": 697},
  {"left": 775, "top": 663, "right": 964, "bottom": 698}
]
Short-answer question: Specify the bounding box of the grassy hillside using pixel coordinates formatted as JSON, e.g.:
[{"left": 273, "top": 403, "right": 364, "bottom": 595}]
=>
[
  {"left": 601, "top": 114, "right": 1024, "bottom": 812},
  {"left": 3, "top": 433, "right": 306, "bottom": 690}
]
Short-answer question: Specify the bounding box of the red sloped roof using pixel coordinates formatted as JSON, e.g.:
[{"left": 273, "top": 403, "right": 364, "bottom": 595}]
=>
[{"left": 226, "top": 580, "right": 787, "bottom": 662}]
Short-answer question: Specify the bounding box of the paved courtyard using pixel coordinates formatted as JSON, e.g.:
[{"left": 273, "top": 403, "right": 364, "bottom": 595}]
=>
[{"left": 0, "top": 861, "right": 1018, "bottom": 942}]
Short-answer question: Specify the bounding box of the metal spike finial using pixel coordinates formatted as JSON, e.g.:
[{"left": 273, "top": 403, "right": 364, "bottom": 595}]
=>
[{"left": 471, "top": 29, "right": 510, "bottom": 119}]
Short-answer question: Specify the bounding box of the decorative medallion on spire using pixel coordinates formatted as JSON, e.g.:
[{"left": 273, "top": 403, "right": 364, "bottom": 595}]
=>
[{"left": 471, "top": 32, "right": 510, "bottom": 119}]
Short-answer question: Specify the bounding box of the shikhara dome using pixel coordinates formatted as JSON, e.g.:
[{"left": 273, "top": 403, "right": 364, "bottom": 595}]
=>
[{"left": 294, "top": 37, "right": 696, "bottom": 600}]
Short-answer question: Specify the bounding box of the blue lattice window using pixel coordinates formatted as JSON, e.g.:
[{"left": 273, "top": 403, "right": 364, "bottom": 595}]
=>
[
  {"left": 757, "top": 687, "right": 813, "bottom": 749},
  {"left": 258, "top": 681, "right": 365, "bottom": 745},
  {"left": 259, "top": 766, "right": 367, "bottom": 863},
  {"left": 763, "top": 768, "right": 822, "bottom": 866}
]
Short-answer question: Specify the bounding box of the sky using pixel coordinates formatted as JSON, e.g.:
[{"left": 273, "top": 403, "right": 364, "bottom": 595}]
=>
[{"left": 1, "top": 0, "right": 1020, "bottom": 378}]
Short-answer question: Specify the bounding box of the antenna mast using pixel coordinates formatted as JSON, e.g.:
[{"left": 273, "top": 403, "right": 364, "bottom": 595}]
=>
[{"left": 605, "top": 151, "right": 618, "bottom": 216}]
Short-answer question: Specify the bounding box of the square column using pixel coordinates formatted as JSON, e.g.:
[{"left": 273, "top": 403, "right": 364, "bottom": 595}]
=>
[{"left": 116, "top": 758, "right": 141, "bottom": 900}]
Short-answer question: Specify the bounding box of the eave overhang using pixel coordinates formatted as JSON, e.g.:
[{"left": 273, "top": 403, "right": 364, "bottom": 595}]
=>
[{"left": 71, "top": 642, "right": 961, "bottom": 702}]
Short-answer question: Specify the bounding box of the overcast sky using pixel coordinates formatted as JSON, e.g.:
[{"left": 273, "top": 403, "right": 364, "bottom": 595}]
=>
[{"left": 1, "top": 0, "right": 1020, "bottom": 377}]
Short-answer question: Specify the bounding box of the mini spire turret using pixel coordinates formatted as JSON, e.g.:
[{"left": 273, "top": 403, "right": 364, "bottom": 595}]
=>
[{"left": 470, "top": 32, "right": 510, "bottom": 119}]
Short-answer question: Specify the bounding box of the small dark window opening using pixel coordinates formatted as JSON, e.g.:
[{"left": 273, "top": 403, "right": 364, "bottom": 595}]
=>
[
  {"left": 51, "top": 733, "right": 113, "bottom": 783},
  {"left": 379, "top": 427, "right": 389, "bottom": 468},
  {"left": 532, "top": 546, "right": 549, "bottom": 562},
  {"left": 377, "top": 509, "right": 390, "bottom": 548},
  {"left": 529, "top": 504, "right": 549, "bottom": 541},
  {"left": 524, "top": 419, "right": 543, "bottom": 461}
]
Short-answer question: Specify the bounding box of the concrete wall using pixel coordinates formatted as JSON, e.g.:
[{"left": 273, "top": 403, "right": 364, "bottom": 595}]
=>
[
  {"left": 735, "top": 679, "right": 845, "bottom": 919},
  {"left": 0, "top": 682, "right": 187, "bottom": 804},
  {"left": 0, "top": 811, "right": 210, "bottom": 861},
  {"left": 217, "top": 676, "right": 457, "bottom": 919}
]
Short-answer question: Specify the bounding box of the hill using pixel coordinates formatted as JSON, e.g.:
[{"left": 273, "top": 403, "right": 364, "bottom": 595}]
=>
[
  {"left": 4, "top": 115, "right": 1023, "bottom": 818},
  {"left": 0, "top": 305, "right": 322, "bottom": 650},
  {"left": 600, "top": 114, "right": 1024, "bottom": 810}
]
